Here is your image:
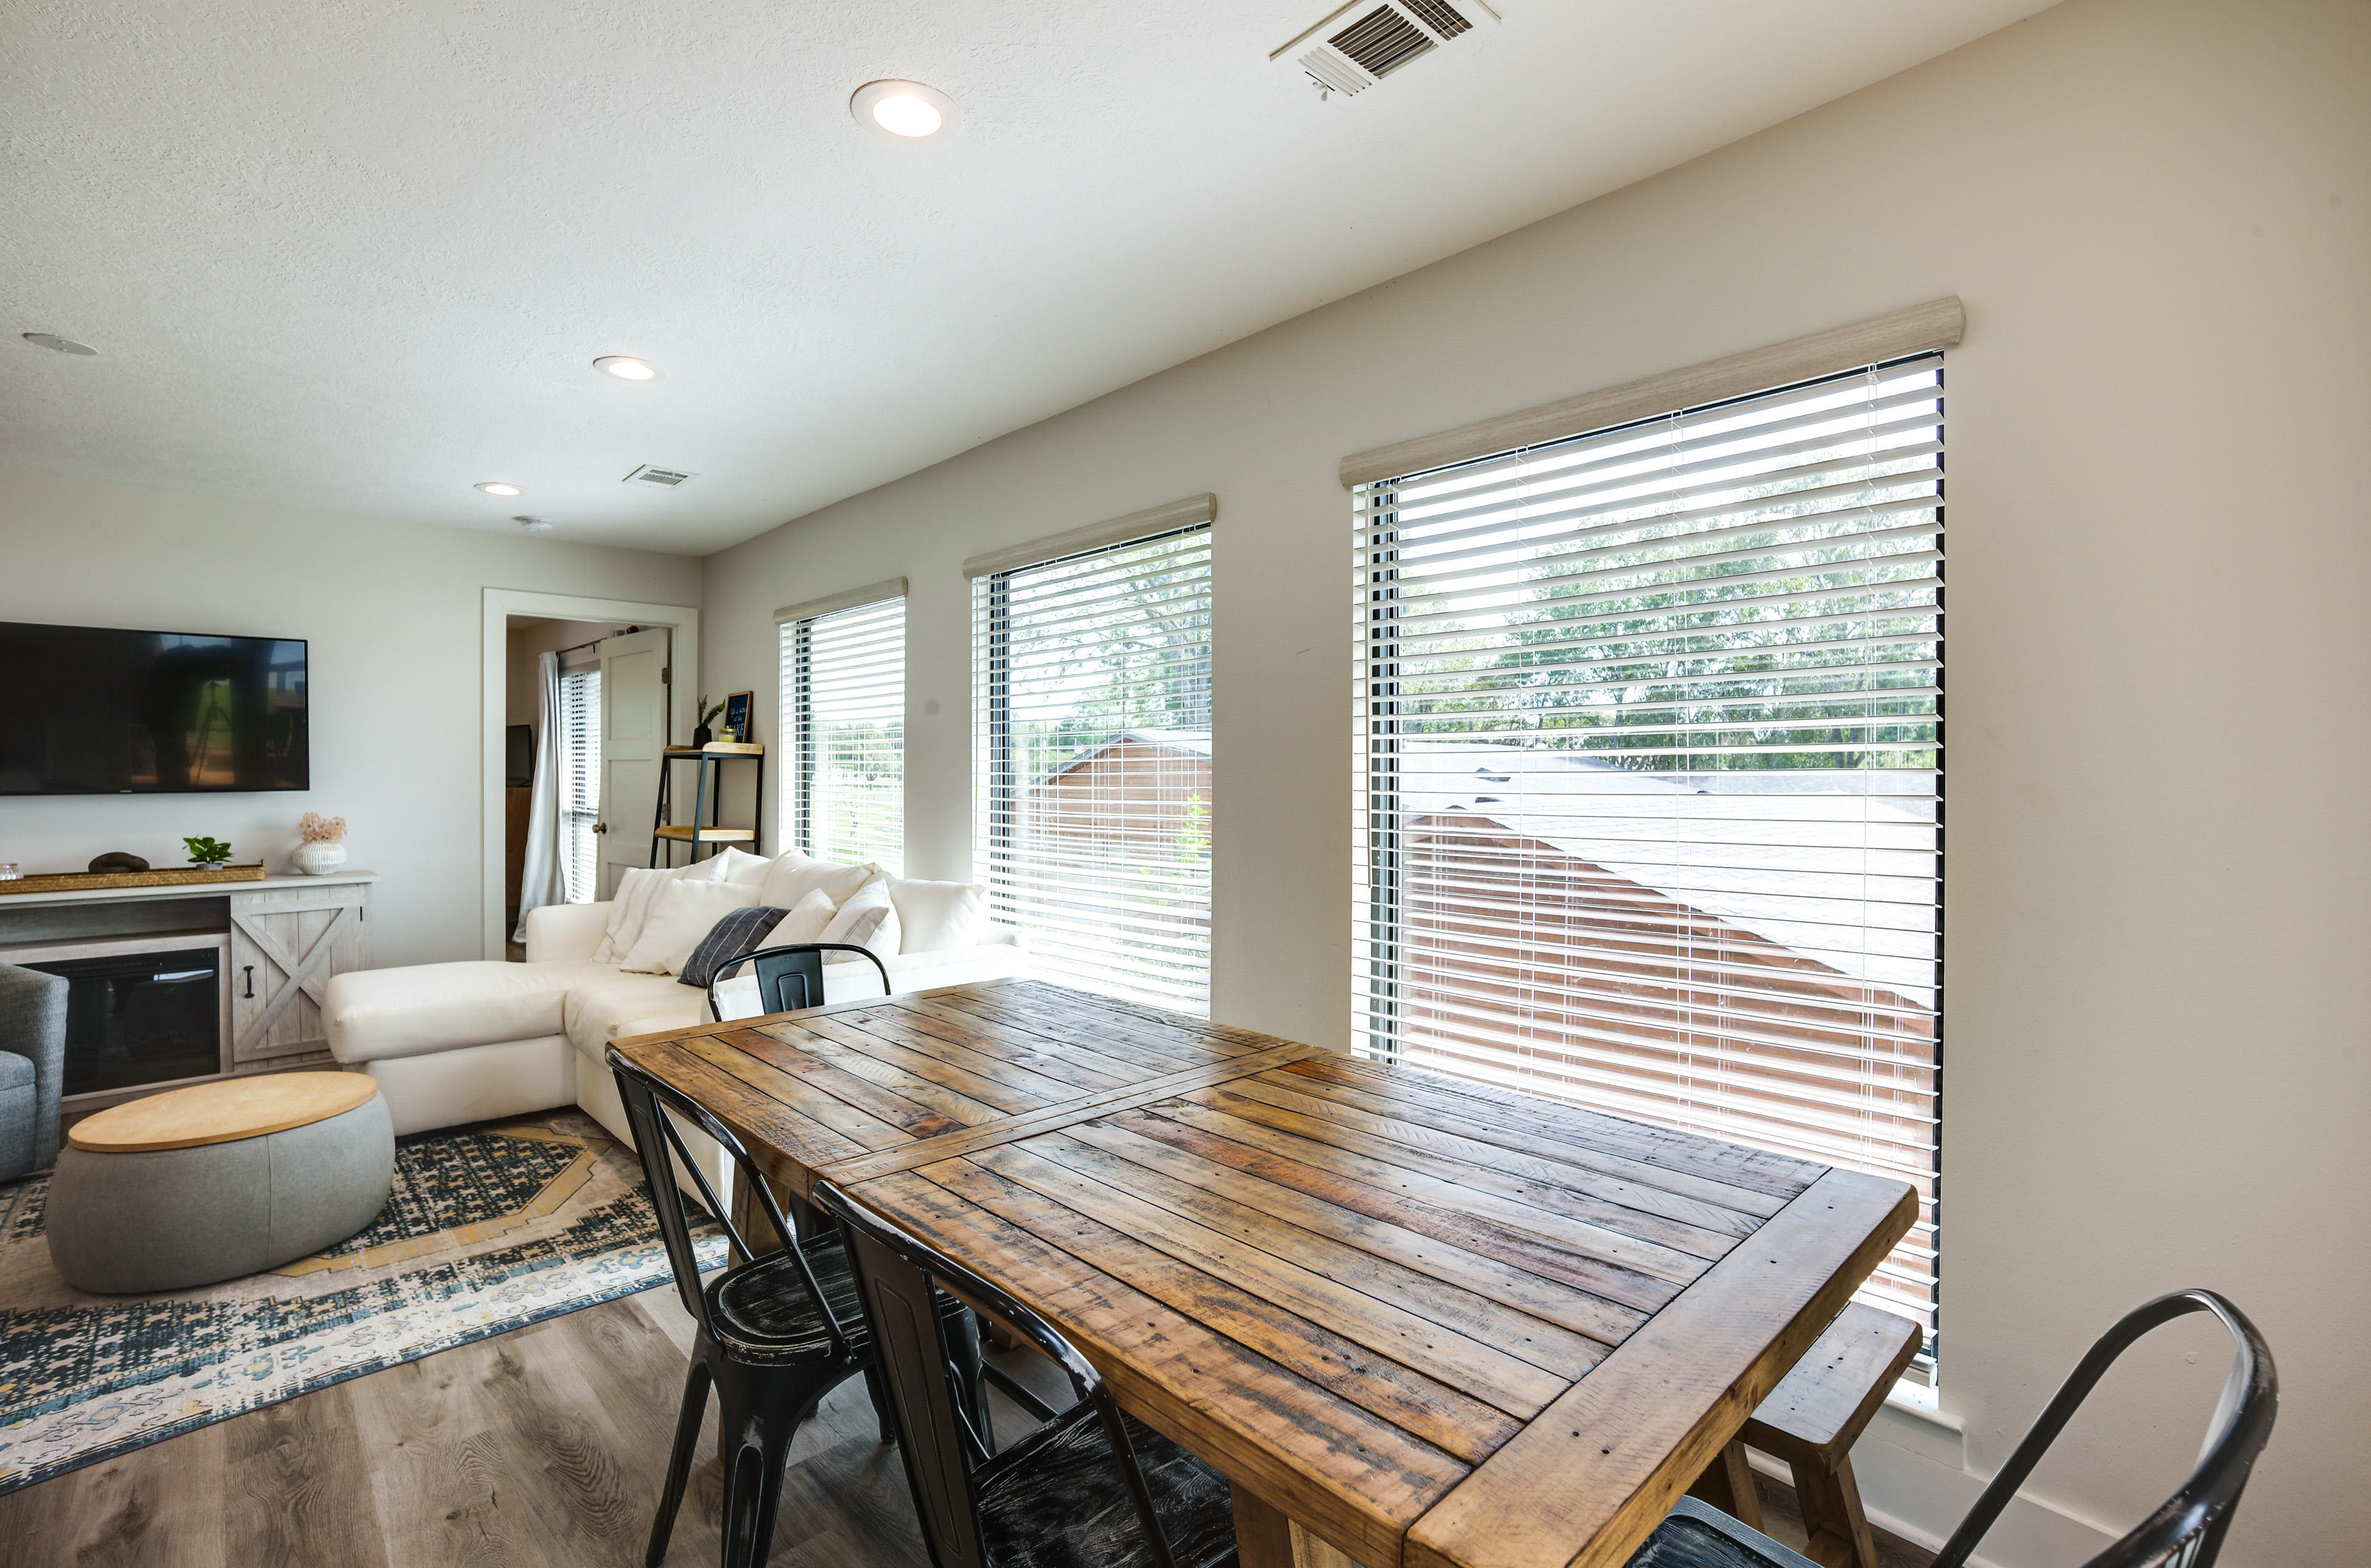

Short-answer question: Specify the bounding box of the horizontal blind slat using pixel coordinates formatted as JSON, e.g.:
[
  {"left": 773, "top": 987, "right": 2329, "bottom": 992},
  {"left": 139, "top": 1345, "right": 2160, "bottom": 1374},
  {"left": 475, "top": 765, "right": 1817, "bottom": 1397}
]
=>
[
  {"left": 784, "top": 596, "right": 905, "bottom": 874},
  {"left": 1355, "top": 355, "right": 1944, "bottom": 1346},
  {"left": 977, "top": 527, "right": 1213, "bottom": 1014}
]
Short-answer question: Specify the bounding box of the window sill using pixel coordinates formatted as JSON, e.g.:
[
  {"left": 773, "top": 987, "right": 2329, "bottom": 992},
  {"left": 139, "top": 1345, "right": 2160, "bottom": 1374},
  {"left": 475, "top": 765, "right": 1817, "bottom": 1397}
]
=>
[
  {"left": 1878, "top": 1375, "right": 1954, "bottom": 1423},
  {"left": 1884, "top": 1374, "right": 1959, "bottom": 1431}
]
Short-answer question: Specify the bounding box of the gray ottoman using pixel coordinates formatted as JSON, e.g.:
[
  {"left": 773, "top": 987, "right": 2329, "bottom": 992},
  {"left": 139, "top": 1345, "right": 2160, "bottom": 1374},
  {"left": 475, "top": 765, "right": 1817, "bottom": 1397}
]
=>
[{"left": 46, "top": 1072, "right": 394, "bottom": 1293}]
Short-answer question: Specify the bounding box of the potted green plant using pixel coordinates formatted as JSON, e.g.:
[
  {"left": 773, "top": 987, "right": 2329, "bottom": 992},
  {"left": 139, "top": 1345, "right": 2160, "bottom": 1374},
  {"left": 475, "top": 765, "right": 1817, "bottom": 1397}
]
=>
[
  {"left": 183, "top": 836, "right": 234, "bottom": 869},
  {"left": 693, "top": 694, "right": 727, "bottom": 747}
]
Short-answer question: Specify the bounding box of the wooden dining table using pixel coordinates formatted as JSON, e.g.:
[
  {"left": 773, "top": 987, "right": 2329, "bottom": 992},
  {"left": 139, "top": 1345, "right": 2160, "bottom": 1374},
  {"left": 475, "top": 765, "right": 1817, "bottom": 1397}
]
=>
[{"left": 611, "top": 977, "right": 1913, "bottom": 1568}]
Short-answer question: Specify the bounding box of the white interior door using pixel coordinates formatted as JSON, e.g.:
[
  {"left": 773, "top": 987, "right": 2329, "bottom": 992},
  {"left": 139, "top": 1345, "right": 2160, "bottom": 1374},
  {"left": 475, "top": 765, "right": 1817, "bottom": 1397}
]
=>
[{"left": 597, "top": 627, "right": 671, "bottom": 899}]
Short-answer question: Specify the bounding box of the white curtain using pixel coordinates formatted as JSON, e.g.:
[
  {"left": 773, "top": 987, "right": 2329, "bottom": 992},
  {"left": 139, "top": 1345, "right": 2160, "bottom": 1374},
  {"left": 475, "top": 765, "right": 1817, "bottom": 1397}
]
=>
[{"left": 513, "top": 649, "right": 569, "bottom": 943}]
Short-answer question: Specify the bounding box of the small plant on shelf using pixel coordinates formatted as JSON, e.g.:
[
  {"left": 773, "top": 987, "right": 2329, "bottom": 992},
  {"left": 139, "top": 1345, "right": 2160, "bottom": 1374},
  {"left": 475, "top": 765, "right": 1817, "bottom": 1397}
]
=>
[
  {"left": 694, "top": 694, "right": 728, "bottom": 746},
  {"left": 183, "top": 836, "right": 234, "bottom": 868}
]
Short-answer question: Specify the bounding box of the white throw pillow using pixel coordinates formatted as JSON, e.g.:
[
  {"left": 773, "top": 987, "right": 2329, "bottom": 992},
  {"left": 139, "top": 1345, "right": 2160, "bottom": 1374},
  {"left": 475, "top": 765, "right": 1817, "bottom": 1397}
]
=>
[
  {"left": 621, "top": 878, "right": 763, "bottom": 975},
  {"left": 819, "top": 877, "right": 901, "bottom": 956},
  {"left": 593, "top": 867, "right": 668, "bottom": 964},
  {"left": 773, "top": 886, "right": 838, "bottom": 946},
  {"left": 712, "top": 846, "right": 772, "bottom": 887},
  {"left": 758, "top": 850, "right": 879, "bottom": 913},
  {"left": 592, "top": 857, "right": 735, "bottom": 962},
  {"left": 886, "top": 877, "right": 985, "bottom": 955}
]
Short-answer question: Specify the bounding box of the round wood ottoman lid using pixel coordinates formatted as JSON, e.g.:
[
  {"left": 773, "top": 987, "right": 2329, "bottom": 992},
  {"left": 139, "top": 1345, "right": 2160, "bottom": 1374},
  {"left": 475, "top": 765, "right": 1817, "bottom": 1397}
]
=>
[{"left": 68, "top": 1072, "right": 381, "bottom": 1153}]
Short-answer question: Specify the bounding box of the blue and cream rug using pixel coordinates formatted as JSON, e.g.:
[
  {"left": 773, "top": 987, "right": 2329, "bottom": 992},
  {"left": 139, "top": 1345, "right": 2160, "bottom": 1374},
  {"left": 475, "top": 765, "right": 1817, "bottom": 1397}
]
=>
[{"left": 0, "top": 1108, "right": 723, "bottom": 1494}]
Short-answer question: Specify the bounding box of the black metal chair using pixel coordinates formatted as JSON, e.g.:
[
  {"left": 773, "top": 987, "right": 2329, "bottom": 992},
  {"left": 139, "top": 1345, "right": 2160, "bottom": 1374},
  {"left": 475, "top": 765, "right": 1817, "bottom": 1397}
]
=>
[
  {"left": 703, "top": 939, "right": 895, "bottom": 1243},
  {"left": 609, "top": 1054, "right": 983, "bottom": 1568},
  {"left": 812, "top": 1178, "right": 1240, "bottom": 1568},
  {"left": 705, "top": 940, "right": 892, "bottom": 1024},
  {"left": 1630, "top": 1290, "right": 2277, "bottom": 1568}
]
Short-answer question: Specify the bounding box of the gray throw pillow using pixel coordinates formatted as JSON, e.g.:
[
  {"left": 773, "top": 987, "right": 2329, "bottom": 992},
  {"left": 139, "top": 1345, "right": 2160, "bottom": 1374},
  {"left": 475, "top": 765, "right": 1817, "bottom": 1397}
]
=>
[{"left": 678, "top": 905, "right": 790, "bottom": 989}]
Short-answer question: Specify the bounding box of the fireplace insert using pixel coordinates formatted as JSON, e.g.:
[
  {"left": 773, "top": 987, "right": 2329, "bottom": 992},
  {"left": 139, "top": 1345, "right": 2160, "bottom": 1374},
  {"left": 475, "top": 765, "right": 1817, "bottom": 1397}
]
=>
[{"left": 19, "top": 946, "right": 224, "bottom": 1097}]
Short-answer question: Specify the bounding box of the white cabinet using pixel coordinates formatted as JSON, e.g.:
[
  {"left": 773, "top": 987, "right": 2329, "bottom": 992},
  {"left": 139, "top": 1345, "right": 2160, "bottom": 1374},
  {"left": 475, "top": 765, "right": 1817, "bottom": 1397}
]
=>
[{"left": 228, "top": 882, "right": 372, "bottom": 1063}]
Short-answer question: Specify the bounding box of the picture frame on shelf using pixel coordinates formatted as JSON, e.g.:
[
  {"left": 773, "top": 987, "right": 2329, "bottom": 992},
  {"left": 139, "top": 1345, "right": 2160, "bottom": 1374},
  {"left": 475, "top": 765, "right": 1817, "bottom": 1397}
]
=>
[{"left": 721, "top": 690, "right": 753, "bottom": 744}]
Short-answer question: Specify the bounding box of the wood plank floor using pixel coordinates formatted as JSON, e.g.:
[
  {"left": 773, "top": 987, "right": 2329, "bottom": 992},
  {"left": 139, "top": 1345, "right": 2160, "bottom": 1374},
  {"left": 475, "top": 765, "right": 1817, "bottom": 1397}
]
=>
[
  {"left": 0, "top": 1287, "right": 1933, "bottom": 1568},
  {"left": 0, "top": 1290, "right": 939, "bottom": 1568}
]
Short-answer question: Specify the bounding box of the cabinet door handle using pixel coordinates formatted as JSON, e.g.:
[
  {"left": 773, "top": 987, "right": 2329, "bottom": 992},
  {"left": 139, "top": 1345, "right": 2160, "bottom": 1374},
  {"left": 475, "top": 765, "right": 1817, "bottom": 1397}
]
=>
[{"left": 243, "top": 964, "right": 254, "bottom": 999}]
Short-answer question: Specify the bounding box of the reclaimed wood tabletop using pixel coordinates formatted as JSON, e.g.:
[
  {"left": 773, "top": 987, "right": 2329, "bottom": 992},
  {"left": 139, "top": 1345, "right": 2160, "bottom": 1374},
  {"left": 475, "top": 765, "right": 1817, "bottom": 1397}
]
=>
[{"left": 611, "top": 977, "right": 1914, "bottom": 1568}]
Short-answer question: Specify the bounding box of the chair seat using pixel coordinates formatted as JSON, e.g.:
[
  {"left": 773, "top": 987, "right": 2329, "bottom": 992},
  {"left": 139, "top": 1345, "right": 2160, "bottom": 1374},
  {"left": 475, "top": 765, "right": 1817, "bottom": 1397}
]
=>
[
  {"left": 0, "top": 1052, "right": 31, "bottom": 1093},
  {"left": 978, "top": 1406, "right": 1239, "bottom": 1568},
  {"left": 705, "top": 1231, "right": 872, "bottom": 1365},
  {"left": 706, "top": 1228, "right": 974, "bottom": 1368},
  {"left": 1628, "top": 1499, "right": 1822, "bottom": 1568}
]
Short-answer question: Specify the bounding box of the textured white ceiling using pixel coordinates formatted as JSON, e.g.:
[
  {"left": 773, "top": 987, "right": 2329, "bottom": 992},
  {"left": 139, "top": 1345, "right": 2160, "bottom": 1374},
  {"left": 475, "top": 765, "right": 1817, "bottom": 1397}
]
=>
[{"left": 1, "top": 1, "right": 2049, "bottom": 554}]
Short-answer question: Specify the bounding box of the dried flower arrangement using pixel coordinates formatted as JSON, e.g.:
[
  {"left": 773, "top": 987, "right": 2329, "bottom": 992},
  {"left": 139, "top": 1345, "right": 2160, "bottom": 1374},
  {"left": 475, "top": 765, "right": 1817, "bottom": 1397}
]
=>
[{"left": 299, "top": 813, "right": 348, "bottom": 844}]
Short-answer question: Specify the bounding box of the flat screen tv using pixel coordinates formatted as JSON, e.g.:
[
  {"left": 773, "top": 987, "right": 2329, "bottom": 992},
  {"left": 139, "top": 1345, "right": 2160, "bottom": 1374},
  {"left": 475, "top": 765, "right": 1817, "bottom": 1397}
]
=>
[{"left": 0, "top": 621, "right": 309, "bottom": 794}]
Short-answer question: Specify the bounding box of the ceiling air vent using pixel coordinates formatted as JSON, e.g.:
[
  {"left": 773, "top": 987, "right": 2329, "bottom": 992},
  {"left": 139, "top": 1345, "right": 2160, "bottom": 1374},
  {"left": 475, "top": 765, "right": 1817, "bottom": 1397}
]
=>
[
  {"left": 623, "top": 465, "right": 694, "bottom": 487},
  {"left": 1273, "top": 0, "right": 1497, "bottom": 99}
]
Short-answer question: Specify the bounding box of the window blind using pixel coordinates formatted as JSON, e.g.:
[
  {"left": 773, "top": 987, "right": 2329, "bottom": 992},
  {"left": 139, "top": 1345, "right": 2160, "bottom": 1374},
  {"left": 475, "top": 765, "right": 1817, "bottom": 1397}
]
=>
[
  {"left": 975, "top": 525, "right": 1213, "bottom": 1012},
  {"left": 559, "top": 667, "right": 601, "bottom": 904},
  {"left": 781, "top": 595, "right": 906, "bottom": 874},
  {"left": 1353, "top": 356, "right": 1942, "bottom": 1344}
]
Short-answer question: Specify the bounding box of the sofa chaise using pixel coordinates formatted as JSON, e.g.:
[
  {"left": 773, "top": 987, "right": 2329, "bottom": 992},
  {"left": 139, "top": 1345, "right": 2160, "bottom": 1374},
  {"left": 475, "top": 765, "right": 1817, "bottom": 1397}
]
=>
[{"left": 323, "top": 851, "right": 1024, "bottom": 1144}]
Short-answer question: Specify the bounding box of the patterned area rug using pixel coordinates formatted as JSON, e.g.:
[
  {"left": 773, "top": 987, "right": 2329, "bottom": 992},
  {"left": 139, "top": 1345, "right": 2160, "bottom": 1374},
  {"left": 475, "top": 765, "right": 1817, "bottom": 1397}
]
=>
[{"left": 0, "top": 1108, "right": 722, "bottom": 1494}]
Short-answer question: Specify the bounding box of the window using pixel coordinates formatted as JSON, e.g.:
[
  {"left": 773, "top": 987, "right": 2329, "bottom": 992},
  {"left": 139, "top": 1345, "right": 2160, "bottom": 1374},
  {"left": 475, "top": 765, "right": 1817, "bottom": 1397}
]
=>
[
  {"left": 974, "top": 526, "right": 1213, "bottom": 1012},
  {"left": 558, "top": 665, "right": 601, "bottom": 903},
  {"left": 1354, "top": 357, "right": 1943, "bottom": 1348},
  {"left": 780, "top": 595, "right": 906, "bottom": 873}
]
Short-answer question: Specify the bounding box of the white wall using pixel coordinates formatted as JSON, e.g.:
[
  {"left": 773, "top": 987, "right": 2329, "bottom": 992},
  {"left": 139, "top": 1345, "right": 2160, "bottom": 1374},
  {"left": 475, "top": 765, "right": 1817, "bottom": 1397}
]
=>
[
  {"left": 698, "top": 0, "right": 2369, "bottom": 1561},
  {"left": 0, "top": 469, "right": 701, "bottom": 967}
]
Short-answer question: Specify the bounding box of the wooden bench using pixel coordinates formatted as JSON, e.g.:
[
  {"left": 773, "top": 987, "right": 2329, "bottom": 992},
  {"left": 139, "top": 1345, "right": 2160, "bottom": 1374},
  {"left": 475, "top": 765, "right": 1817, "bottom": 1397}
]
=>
[{"left": 1688, "top": 1303, "right": 1925, "bottom": 1568}]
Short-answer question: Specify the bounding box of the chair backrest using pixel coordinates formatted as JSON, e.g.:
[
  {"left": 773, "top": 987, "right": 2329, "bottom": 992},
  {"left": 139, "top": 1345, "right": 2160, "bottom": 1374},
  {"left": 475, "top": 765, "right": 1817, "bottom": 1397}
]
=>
[
  {"left": 811, "top": 1179, "right": 1179, "bottom": 1568},
  {"left": 708, "top": 941, "right": 892, "bottom": 1023},
  {"left": 1932, "top": 1290, "right": 2276, "bottom": 1568},
  {"left": 606, "top": 1052, "right": 854, "bottom": 1359}
]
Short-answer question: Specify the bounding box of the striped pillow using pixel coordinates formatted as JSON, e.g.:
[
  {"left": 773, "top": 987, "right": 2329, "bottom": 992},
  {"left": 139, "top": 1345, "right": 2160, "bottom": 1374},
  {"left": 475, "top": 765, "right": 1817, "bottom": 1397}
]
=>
[{"left": 677, "top": 905, "right": 789, "bottom": 989}]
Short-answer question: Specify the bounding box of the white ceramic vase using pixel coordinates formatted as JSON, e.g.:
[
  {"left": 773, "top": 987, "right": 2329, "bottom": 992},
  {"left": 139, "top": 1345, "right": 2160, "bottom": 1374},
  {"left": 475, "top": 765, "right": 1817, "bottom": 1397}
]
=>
[{"left": 292, "top": 840, "right": 348, "bottom": 876}]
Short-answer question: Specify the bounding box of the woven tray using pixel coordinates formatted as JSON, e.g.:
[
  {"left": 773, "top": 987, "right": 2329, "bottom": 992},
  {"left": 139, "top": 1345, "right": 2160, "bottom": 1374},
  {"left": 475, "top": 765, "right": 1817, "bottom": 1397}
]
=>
[{"left": 0, "top": 863, "right": 267, "bottom": 896}]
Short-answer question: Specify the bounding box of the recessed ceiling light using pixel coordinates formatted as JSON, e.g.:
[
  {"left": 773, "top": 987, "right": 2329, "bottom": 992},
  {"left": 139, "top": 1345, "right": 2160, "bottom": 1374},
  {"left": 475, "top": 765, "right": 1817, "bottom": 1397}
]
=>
[
  {"left": 22, "top": 332, "right": 96, "bottom": 356},
  {"left": 593, "top": 356, "right": 661, "bottom": 382},
  {"left": 475, "top": 481, "right": 523, "bottom": 497},
  {"left": 851, "top": 80, "right": 958, "bottom": 141},
  {"left": 514, "top": 515, "right": 555, "bottom": 533}
]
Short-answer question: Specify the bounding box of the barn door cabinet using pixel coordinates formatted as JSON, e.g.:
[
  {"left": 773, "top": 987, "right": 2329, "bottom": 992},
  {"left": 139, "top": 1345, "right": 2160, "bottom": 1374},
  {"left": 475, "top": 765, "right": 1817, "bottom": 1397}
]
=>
[{"left": 229, "top": 881, "right": 372, "bottom": 1063}]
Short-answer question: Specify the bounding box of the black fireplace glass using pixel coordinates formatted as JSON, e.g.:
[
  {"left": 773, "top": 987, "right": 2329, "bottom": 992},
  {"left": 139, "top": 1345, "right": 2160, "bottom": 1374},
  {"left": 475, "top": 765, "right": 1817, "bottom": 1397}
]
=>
[{"left": 24, "top": 948, "right": 222, "bottom": 1096}]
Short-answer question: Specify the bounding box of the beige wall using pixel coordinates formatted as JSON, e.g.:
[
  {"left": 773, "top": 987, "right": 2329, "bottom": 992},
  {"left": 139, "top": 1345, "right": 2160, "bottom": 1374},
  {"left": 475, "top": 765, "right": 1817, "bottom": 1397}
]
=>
[
  {"left": 504, "top": 617, "right": 629, "bottom": 730},
  {"left": 0, "top": 469, "right": 701, "bottom": 967},
  {"left": 698, "top": 0, "right": 2367, "bottom": 1560}
]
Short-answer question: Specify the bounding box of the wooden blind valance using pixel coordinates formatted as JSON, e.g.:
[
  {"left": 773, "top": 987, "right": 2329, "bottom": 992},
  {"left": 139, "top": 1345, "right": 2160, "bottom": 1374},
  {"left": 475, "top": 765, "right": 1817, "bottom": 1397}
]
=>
[
  {"left": 962, "top": 493, "right": 1216, "bottom": 580},
  {"left": 772, "top": 576, "right": 907, "bottom": 626},
  {"left": 1338, "top": 296, "right": 1965, "bottom": 488}
]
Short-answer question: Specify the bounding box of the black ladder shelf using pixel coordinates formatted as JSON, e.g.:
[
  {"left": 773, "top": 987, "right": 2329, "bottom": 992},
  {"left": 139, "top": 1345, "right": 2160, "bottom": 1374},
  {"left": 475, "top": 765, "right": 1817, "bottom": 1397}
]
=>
[{"left": 650, "top": 742, "right": 766, "bottom": 867}]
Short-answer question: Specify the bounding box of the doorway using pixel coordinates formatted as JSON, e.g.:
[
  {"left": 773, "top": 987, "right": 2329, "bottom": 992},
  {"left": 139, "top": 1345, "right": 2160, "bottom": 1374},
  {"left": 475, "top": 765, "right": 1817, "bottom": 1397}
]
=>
[
  {"left": 482, "top": 590, "right": 701, "bottom": 961},
  {"left": 503, "top": 616, "right": 632, "bottom": 956}
]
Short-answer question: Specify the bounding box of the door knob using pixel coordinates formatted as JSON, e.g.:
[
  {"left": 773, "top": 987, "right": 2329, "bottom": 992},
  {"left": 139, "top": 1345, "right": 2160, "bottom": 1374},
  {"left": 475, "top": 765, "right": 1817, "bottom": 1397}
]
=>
[{"left": 593, "top": 822, "right": 608, "bottom": 833}]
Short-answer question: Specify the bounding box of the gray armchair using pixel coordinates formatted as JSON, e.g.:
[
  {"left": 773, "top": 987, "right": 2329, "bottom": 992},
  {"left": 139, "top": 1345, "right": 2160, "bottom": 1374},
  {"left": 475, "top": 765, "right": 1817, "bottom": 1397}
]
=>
[{"left": 0, "top": 965, "right": 66, "bottom": 1181}]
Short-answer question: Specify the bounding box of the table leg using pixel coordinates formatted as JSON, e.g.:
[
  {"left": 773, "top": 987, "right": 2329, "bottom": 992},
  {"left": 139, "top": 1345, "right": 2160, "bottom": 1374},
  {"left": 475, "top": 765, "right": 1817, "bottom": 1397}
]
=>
[
  {"left": 1686, "top": 1440, "right": 1765, "bottom": 1531},
  {"left": 1231, "top": 1486, "right": 1359, "bottom": 1568},
  {"left": 1792, "top": 1452, "right": 1879, "bottom": 1568}
]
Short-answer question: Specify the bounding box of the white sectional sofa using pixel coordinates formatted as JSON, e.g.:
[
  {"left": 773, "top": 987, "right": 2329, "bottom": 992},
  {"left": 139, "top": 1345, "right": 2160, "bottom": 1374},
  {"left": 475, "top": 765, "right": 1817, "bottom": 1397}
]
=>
[{"left": 324, "top": 856, "right": 1024, "bottom": 1141}]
